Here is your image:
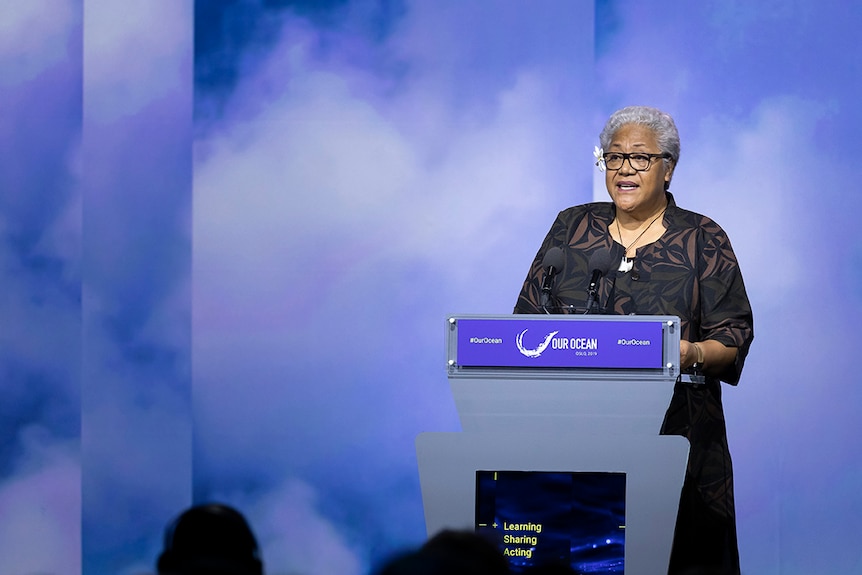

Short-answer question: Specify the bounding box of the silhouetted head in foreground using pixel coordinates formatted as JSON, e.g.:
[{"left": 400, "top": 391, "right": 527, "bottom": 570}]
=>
[
  {"left": 157, "top": 503, "right": 263, "bottom": 575},
  {"left": 375, "top": 529, "right": 511, "bottom": 575}
]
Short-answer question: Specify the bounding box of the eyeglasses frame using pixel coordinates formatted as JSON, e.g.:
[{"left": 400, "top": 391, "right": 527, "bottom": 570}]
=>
[{"left": 602, "top": 151, "right": 671, "bottom": 172}]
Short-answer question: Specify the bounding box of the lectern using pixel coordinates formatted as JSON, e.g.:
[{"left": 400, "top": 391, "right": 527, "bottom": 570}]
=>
[{"left": 416, "top": 314, "right": 689, "bottom": 574}]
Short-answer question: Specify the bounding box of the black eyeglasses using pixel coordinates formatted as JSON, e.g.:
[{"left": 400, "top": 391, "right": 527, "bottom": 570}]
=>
[{"left": 602, "top": 152, "right": 670, "bottom": 172}]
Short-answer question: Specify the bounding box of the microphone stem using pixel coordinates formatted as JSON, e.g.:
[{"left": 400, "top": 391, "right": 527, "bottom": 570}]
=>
[{"left": 584, "top": 270, "right": 603, "bottom": 314}]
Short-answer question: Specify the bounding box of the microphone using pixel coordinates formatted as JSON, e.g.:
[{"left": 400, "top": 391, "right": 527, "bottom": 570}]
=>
[
  {"left": 539, "top": 246, "right": 565, "bottom": 312},
  {"left": 584, "top": 247, "right": 615, "bottom": 314}
]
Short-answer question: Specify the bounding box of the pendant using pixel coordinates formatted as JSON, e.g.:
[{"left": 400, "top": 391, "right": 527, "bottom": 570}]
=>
[{"left": 618, "top": 256, "right": 634, "bottom": 273}]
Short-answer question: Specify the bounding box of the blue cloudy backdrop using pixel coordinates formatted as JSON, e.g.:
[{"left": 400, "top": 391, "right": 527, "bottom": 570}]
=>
[{"left": 2, "top": 1, "right": 862, "bottom": 574}]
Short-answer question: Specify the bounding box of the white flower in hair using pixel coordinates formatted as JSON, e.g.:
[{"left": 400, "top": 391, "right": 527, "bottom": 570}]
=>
[{"left": 594, "top": 146, "right": 606, "bottom": 172}]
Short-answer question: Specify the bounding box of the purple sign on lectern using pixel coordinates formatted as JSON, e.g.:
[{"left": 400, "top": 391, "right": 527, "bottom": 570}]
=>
[{"left": 454, "top": 318, "right": 664, "bottom": 369}]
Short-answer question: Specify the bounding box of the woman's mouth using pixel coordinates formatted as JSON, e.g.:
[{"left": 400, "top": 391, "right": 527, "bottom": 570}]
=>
[{"left": 617, "top": 181, "right": 638, "bottom": 191}]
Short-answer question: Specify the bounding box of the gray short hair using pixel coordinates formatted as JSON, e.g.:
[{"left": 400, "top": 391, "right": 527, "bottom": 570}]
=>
[{"left": 599, "top": 106, "right": 680, "bottom": 167}]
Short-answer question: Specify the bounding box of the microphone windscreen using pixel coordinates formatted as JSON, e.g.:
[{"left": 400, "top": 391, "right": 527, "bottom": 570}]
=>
[
  {"left": 541, "top": 246, "right": 565, "bottom": 271},
  {"left": 588, "top": 247, "right": 616, "bottom": 275}
]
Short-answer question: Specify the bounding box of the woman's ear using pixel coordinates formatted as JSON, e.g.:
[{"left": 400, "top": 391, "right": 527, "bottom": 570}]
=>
[{"left": 663, "top": 161, "right": 674, "bottom": 190}]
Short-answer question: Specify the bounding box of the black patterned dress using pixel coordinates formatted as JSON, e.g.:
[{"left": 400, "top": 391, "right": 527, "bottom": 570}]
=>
[{"left": 514, "top": 192, "right": 754, "bottom": 574}]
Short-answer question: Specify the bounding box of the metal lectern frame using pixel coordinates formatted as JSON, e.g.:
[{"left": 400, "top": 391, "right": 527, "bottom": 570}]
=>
[{"left": 416, "top": 314, "right": 690, "bottom": 575}]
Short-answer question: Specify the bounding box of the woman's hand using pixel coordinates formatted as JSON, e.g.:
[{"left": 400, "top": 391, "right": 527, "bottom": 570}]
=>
[
  {"left": 680, "top": 340, "right": 700, "bottom": 370},
  {"left": 680, "top": 339, "right": 738, "bottom": 374}
]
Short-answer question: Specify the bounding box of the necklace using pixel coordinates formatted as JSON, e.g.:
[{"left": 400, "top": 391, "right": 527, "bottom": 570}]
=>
[{"left": 616, "top": 207, "right": 666, "bottom": 271}]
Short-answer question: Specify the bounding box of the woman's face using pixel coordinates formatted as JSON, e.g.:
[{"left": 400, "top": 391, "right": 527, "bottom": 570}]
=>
[{"left": 604, "top": 123, "right": 673, "bottom": 217}]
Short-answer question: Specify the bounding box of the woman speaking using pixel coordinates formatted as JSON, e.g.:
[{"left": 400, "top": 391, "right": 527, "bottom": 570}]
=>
[{"left": 515, "top": 106, "right": 754, "bottom": 574}]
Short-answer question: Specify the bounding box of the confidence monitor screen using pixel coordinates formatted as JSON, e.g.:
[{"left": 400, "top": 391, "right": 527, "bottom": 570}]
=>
[{"left": 475, "top": 470, "right": 626, "bottom": 574}]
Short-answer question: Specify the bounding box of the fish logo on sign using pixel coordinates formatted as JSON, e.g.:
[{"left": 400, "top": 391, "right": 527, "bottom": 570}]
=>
[{"left": 515, "top": 329, "right": 559, "bottom": 358}]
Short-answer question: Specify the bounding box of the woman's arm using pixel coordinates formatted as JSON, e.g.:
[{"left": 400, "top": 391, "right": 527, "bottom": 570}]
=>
[{"left": 680, "top": 339, "right": 738, "bottom": 374}]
